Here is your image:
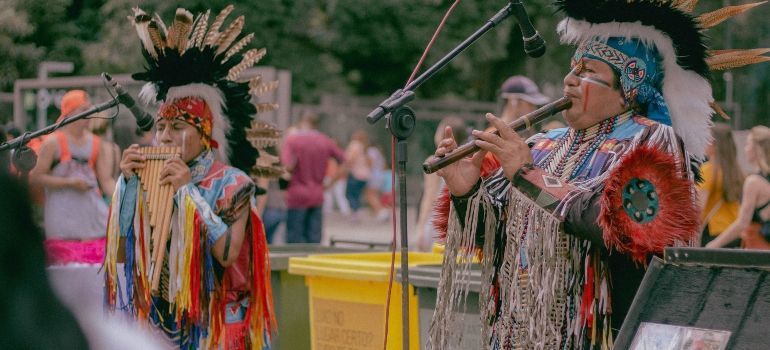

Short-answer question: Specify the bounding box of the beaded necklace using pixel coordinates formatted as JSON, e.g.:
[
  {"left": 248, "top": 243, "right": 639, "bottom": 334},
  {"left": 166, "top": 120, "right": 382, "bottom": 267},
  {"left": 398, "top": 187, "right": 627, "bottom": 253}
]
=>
[{"left": 542, "top": 111, "right": 632, "bottom": 180}]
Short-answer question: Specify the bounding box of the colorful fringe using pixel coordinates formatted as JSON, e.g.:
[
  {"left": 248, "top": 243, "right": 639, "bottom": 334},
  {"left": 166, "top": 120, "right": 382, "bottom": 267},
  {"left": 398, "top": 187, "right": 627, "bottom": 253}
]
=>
[
  {"left": 103, "top": 177, "right": 152, "bottom": 318},
  {"left": 103, "top": 180, "right": 122, "bottom": 310},
  {"left": 208, "top": 209, "right": 275, "bottom": 350},
  {"left": 248, "top": 211, "right": 276, "bottom": 349},
  {"left": 104, "top": 181, "right": 275, "bottom": 349}
]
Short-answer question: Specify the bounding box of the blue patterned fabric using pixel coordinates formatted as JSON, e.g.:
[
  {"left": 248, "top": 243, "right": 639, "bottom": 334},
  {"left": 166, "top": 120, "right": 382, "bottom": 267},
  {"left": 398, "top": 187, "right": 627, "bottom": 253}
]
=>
[
  {"left": 179, "top": 149, "right": 254, "bottom": 244},
  {"left": 574, "top": 38, "right": 671, "bottom": 126}
]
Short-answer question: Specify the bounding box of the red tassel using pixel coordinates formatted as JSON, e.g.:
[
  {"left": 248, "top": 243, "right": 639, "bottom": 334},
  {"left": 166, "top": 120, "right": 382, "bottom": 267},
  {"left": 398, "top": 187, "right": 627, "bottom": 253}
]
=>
[
  {"left": 480, "top": 153, "right": 502, "bottom": 178},
  {"left": 432, "top": 187, "right": 452, "bottom": 242},
  {"left": 599, "top": 146, "right": 699, "bottom": 264},
  {"left": 249, "top": 211, "right": 276, "bottom": 340},
  {"left": 224, "top": 321, "right": 248, "bottom": 350},
  {"left": 580, "top": 255, "right": 595, "bottom": 327}
]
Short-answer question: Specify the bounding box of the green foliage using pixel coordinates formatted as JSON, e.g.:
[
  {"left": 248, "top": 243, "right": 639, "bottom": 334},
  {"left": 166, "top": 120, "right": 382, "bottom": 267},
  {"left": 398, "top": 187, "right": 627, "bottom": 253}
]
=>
[
  {"left": 320, "top": 1, "right": 508, "bottom": 98},
  {"left": 2, "top": 0, "right": 769, "bottom": 126},
  {"left": 0, "top": 1, "right": 43, "bottom": 90}
]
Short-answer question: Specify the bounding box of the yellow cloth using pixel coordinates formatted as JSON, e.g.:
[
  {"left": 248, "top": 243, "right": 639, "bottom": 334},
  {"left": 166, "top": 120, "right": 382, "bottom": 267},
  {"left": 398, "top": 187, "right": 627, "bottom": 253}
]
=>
[{"left": 698, "top": 161, "right": 740, "bottom": 235}]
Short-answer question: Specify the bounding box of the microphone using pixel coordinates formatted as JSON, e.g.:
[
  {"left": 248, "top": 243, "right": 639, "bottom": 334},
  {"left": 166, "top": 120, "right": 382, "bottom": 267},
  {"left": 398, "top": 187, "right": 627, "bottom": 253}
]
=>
[
  {"left": 510, "top": 1, "right": 546, "bottom": 58},
  {"left": 102, "top": 73, "right": 154, "bottom": 132}
]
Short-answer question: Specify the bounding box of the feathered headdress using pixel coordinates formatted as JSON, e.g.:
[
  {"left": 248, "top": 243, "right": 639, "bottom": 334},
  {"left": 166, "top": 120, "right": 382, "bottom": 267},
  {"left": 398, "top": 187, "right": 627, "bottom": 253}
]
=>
[
  {"left": 130, "top": 5, "right": 282, "bottom": 175},
  {"left": 556, "top": 0, "right": 769, "bottom": 160},
  {"left": 247, "top": 121, "right": 286, "bottom": 180}
]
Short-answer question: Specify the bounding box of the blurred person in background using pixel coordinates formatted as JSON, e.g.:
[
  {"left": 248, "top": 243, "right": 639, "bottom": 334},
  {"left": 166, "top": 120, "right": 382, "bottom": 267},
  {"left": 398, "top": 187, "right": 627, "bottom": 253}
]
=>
[
  {"left": 414, "top": 116, "right": 468, "bottom": 251},
  {"left": 282, "top": 112, "right": 346, "bottom": 243},
  {"left": 89, "top": 117, "right": 122, "bottom": 179},
  {"left": 707, "top": 126, "right": 770, "bottom": 249},
  {"left": 364, "top": 143, "right": 389, "bottom": 221},
  {"left": 260, "top": 173, "right": 288, "bottom": 244},
  {"left": 323, "top": 139, "right": 351, "bottom": 216},
  {"left": 257, "top": 143, "right": 290, "bottom": 244},
  {"left": 496, "top": 75, "right": 551, "bottom": 138},
  {"left": 30, "top": 90, "right": 115, "bottom": 265},
  {"left": 344, "top": 129, "right": 371, "bottom": 221},
  {"left": 482, "top": 76, "right": 553, "bottom": 168},
  {"left": 698, "top": 124, "right": 744, "bottom": 247}
]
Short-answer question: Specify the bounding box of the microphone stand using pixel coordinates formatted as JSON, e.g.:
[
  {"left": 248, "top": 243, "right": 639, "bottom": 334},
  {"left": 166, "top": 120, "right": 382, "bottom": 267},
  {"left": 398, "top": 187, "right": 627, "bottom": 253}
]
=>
[
  {"left": 0, "top": 98, "right": 119, "bottom": 180},
  {"left": 365, "top": 3, "right": 518, "bottom": 348}
]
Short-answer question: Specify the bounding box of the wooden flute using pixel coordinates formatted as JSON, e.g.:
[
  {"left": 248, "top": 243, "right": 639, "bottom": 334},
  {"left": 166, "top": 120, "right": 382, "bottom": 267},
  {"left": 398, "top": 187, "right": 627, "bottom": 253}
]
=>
[{"left": 422, "top": 96, "right": 572, "bottom": 174}]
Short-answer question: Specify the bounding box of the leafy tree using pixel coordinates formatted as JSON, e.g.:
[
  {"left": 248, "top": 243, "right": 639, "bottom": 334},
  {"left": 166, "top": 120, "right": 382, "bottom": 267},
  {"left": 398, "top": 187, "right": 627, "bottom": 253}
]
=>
[
  {"left": 3, "top": 0, "right": 769, "bottom": 126},
  {"left": 0, "top": 1, "right": 43, "bottom": 91}
]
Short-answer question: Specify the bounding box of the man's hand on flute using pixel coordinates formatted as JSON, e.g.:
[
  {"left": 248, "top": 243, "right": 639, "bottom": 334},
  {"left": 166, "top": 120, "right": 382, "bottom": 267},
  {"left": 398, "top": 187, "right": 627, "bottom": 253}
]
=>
[
  {"left": 472, "top": 113, "right": 533, "bottom": 180},
  {"left": 435, "top": 126, "right": 486, "bottom": 197}
]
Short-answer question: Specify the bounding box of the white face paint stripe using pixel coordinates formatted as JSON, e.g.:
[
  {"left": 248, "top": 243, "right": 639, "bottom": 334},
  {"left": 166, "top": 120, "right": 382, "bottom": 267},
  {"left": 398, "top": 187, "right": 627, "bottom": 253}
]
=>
[{"left": 568, "top": 65, "right": 613, "bottom": 89}]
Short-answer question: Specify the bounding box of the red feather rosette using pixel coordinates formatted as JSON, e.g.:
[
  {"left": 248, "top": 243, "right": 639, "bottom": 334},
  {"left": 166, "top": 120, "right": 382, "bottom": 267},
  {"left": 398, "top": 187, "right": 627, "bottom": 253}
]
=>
[{"left": 599, "top": 146, "right": 699, "bottom": 264}]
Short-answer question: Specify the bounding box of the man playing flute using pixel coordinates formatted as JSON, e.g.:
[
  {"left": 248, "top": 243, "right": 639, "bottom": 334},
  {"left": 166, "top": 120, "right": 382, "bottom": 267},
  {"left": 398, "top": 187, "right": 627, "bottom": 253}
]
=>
[{"left": 428, "top": 0, "right": 768, "bottom": 349}]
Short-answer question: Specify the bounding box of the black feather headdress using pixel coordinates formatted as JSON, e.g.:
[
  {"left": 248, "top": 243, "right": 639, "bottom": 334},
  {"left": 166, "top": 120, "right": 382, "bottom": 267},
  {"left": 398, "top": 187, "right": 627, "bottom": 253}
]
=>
[
  {"left": 555, "top": 0, "right": 769, "bottom": 159},
  {"left": 130, "top": 5, "right": 281, "bottom": 175}
]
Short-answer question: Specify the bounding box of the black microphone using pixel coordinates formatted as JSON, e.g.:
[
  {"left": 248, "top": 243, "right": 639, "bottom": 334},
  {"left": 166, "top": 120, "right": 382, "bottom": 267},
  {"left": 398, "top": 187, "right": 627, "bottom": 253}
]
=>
[
  {"left": 102, "top": 73, "right": 154, "bottom": 132},
  {"left": 510, "top": 1, "right": 546, "bottom": 58}
]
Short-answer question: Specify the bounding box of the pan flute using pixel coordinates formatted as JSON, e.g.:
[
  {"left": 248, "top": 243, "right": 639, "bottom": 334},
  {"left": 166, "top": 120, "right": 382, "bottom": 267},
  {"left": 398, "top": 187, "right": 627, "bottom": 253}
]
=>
[{"left": 138, "top": 146, "right": 181, "bottom": 292}]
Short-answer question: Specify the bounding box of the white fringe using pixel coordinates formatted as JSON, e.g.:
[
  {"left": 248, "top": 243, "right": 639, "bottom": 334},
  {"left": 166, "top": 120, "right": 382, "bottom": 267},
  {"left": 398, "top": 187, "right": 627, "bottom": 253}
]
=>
[
  {"left": 495, "top": 187, "right": 567, "bottom": 349},
  {"left": 428, "top": 187, "right": 495, "bottom": 349}
]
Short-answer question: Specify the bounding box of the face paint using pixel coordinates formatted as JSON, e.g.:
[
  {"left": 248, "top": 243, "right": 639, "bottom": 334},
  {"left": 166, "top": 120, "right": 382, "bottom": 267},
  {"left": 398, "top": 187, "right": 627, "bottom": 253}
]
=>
[
  {"left": 582, "top": 82, "right": 591, "bottom": 112},
  {"left": 159, "top": 97, "right": 214, "bottom": 150},
  {"left": 568, "top": 64, "right": 613, "bottom": 89},
  {"left": 182, "top": 130, "right": 187, "bottom": 160}
]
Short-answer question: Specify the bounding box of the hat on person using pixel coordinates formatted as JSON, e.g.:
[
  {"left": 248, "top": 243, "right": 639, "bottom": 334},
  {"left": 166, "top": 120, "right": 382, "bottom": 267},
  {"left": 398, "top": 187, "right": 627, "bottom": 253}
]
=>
[
  {"left": 500, "top": 76, "right": 550, "bottom": 106},
  {"left": 57, "top": 90, "right": 90, "bottom": 123}
]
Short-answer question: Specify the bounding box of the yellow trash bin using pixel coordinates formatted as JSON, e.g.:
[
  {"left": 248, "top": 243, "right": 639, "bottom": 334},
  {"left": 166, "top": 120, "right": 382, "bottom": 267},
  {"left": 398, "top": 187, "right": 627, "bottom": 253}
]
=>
[{"left": 288, "top": 252, "right": 443, "bottom": 350}]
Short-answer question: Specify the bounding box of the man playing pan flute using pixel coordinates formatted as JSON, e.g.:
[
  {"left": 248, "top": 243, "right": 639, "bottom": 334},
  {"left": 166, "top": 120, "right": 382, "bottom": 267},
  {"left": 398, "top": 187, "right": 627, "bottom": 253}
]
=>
[
  {"left": 427, "top": 0, "right": 769, "bottom": 349},
  {"left": 103, "top": 5, "right": 281, "bottom": 349}
]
